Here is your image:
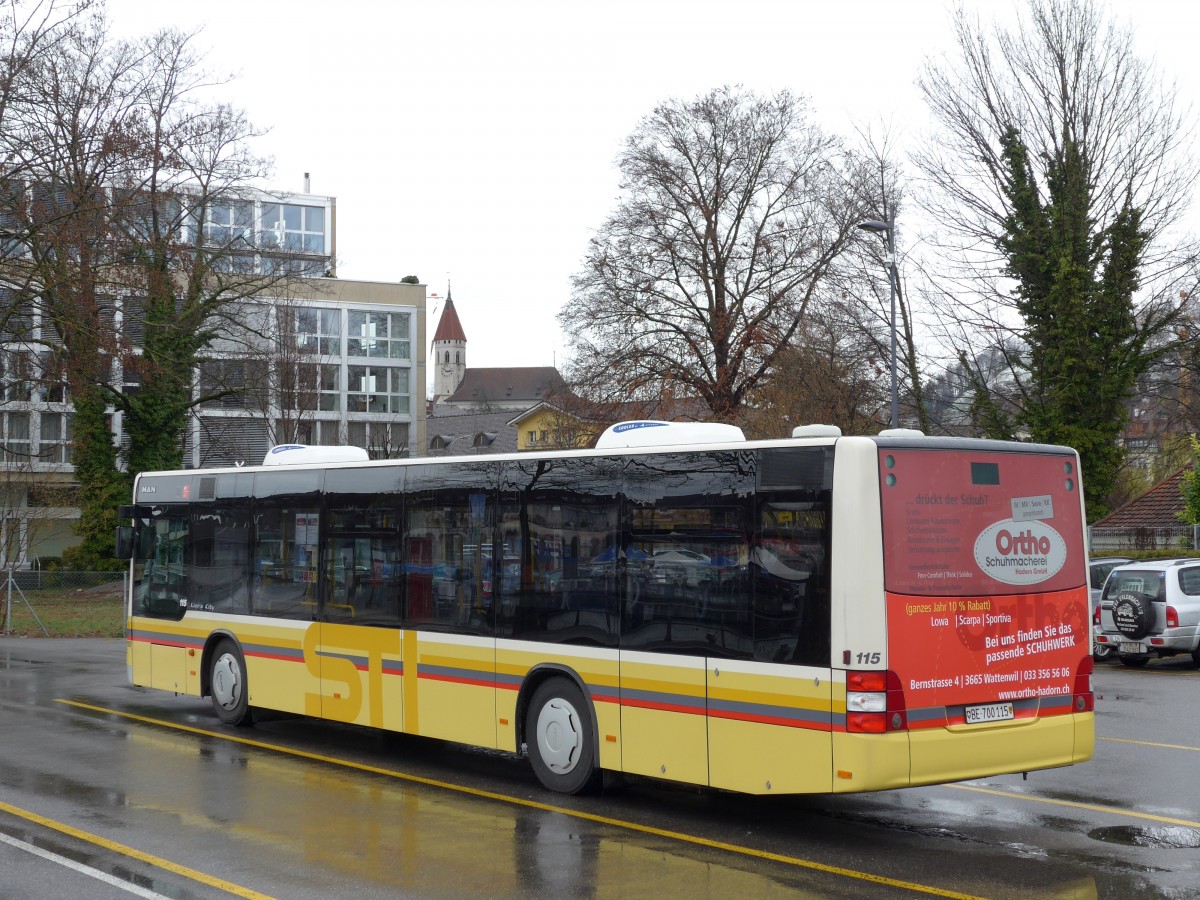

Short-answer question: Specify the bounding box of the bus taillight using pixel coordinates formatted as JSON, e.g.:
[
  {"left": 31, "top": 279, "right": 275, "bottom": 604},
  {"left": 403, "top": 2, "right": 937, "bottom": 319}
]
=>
[
  {"left": 846, "top": 670, "right": 907, "bottom": 733},
  {"left": 1073, "top": 656, "right": 1094, "bottom": 713}
]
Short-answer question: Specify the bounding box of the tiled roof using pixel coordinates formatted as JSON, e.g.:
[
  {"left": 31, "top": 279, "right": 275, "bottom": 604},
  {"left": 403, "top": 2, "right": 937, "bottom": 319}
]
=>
[
  {"left": 425, "top": 407, "right": 519, "bottom": 455},
  {"left": 444, "top": 367, "right": 566, "bottom": 407},
  {"left": 1092, "top": 465, "right": 1190, "bottom": 528}
]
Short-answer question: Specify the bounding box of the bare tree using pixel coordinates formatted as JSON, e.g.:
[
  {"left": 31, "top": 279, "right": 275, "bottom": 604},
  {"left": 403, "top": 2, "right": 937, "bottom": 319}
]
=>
[
  {"left": 560, "top": 86, "right": 869, "bottom": 422},
  {"left": 0, "top": 11, "right": 322, "bottom": 562},
  {"left": 740, "top": 296, "right": 886, "bottom": 439},
  {"left": 914, "top": 0, "right": 1200, "bottom": 519}
]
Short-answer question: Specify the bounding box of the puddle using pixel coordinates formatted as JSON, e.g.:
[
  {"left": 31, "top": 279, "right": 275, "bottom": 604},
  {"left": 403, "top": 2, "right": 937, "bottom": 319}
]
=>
[
  {"left": 1089, "top": 825, "right": 1200, "bottom": 849},
  {"left": 0, "top": 656, "right": 51, "bottom": 669}
]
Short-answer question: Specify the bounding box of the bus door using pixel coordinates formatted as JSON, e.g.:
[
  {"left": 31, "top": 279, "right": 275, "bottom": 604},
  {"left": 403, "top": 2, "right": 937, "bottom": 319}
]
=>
[
  {"left": 250, "top": 469, "right": 324, "bottom": 717},
  {"left": 315, "top": 469, "right": 405, "bottom": 732},
  {"left": 129, "top": 503, "right": 194, "bottom": 695},
  {"left": 403, "top": 464, "right": 499, "bottom": 749},
  {"left": 706, "top": 494, "right": 834, "bottom": 795}
]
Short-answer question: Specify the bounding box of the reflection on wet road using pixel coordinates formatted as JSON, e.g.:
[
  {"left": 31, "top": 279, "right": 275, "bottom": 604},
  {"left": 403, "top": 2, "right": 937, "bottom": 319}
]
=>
[{"left": 2, "top": 640, "right": 1198, "bottom": 898}]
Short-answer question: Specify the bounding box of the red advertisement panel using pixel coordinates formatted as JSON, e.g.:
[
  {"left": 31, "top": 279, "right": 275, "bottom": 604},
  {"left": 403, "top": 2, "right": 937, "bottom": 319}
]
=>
[{"left": 879, "top": 448, "right": 1089, "bottom": 717}]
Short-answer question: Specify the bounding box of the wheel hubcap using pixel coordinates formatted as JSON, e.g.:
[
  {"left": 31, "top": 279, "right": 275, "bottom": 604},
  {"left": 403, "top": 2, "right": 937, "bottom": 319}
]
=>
[
  {"left": 536, "top": 697, "right": 582, "bottom": 775},
  {"left": 212, "top": 654, "right": 242, "bottom": 711}
]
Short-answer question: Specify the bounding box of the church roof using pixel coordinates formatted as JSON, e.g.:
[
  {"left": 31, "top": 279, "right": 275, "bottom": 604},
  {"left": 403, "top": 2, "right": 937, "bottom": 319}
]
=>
[
  {"left": 443, "top": 367, "right": 567, "bottom": 408},
  {"left": 431, "top": 297, "right": 467, "bottom": 343}
]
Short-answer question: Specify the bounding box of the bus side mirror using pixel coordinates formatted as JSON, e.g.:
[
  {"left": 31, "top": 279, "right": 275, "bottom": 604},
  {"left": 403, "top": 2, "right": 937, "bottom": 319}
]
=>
[
  {"left": 115, "top": 524, "right": 156, "bottom": 560},
  {"left": 115, "top": 525, "right": 135, "bottom": 560}
]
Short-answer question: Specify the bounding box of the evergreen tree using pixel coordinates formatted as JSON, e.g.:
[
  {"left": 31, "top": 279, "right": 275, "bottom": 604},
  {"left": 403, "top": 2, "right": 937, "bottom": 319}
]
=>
[{"left": 997, "top": 127, "right": 1150, "bottom": 520}]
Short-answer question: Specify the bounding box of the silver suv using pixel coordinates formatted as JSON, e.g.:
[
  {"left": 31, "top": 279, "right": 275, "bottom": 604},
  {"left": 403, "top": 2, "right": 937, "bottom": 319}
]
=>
[{"left": 1096, "top": 559, "right": 1200, "bottom": 668}]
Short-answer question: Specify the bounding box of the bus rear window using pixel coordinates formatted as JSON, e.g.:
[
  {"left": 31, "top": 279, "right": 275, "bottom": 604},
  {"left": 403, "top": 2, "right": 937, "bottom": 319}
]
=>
[{"left": 879, "top": 448, "right": 1085, "bottom": 597}]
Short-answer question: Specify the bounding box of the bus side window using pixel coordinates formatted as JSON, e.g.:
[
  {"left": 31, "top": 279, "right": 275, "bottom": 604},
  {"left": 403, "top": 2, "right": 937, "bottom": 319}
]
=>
[
  {"left": 189, "top": 504, "right": 251, "bottom": 614},
  {"left": 496, "top": 456, "right": 621, "bottom": 647},
  {"left": 621, "top": 452, "right": 754, "bottom": 660},
  {"left": 405, "top": 463, "right": 496, "bottom": 635},
  {"left": 754, "top": 447, "right": 833, "bottom": 667},
  {"left": 324, "top": 511, "right": 402, "bottom": 626},
  {"left": 253, "top": 503, "right": 319, "bottom": 619}
]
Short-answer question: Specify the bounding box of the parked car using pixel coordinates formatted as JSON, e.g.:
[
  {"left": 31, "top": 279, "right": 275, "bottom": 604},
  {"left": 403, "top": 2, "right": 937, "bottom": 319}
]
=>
[
  {"left": 1095, "top": 559, "right": 1200, "bottom": 668},
  {"left": 651, "top": 548, "right": 711, "bottom": 586},
  {"left": 1088, "top": 556, "right": 1131, "bottom": 659}
]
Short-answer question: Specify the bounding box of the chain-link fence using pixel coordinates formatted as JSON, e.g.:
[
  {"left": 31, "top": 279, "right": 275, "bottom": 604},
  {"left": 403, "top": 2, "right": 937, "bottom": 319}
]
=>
[
  {"left": 1088, "top": 525, "right": 1200, "bottom": 555},
  {"left": 2, "top": 570, "right": 126, "bottom": 637}
]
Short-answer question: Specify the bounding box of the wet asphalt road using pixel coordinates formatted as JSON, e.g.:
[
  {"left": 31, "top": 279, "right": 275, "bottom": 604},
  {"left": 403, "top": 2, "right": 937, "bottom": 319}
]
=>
[{"left": 0, "top": 638, "right": 1197, "bottom": 899}]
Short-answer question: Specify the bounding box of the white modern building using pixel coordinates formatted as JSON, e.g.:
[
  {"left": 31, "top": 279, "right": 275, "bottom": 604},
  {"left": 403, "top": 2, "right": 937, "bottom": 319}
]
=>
[{"left": 0, "top": 188, "right": 426, "bottom": 566}]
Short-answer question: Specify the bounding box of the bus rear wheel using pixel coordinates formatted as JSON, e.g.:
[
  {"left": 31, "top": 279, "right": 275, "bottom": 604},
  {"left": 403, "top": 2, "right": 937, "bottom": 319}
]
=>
[
  {"left": 525, "top": 678, "right": 600, "bottom": 794},
  {"left": 210, "top": 639, "right": 253, "bottom": 726}
]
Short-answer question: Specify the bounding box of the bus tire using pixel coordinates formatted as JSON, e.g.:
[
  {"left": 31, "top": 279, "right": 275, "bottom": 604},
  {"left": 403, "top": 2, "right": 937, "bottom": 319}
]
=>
[
  {"left": 526, "top": 678, "right": 600, "bottom": 795},
  {"left": 210, "top": 639, "right": 253, "bottom": 726}
]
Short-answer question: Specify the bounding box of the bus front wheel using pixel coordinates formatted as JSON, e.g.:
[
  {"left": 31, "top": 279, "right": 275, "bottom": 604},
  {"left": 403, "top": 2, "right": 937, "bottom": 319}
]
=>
[
  {"left": 210, "top": 639, "right": 253, "bottom": 726},
  {"left": 525, "top": 678, "right": 600, "bottom": 794}
]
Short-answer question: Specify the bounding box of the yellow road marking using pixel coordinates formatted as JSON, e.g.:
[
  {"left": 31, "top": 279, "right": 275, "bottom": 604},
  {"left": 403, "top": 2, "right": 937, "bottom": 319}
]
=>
[
  {"left": 1100, "top": 736, "right": 1200, "bottom": 753},
  {"left": 1114, "top": 666, "right": 1200, "bottom": 677},
  {"left": 949, "top": 785, "right": 1200, "bottom": 829},
  {"left": 58, "top": 700, "right": 981, "bottom": 900},
  {"left": 0, "top": 799, "right": 273, "bottom": 900}
]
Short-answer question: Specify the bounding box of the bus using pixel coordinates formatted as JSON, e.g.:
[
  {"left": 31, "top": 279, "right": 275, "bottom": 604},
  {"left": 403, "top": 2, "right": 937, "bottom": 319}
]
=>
[{"left": 117, "top": 422, "right": 1095, "bottom": 795}]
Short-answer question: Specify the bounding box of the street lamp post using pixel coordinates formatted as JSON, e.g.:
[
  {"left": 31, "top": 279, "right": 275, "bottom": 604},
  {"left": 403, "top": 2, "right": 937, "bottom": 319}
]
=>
[{"left": 858, "top": 218, "right": 899, "bottom": 429}]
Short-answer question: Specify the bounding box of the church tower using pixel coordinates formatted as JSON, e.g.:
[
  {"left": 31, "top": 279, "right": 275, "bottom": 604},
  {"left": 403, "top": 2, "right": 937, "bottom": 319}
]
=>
[{"left": 431, "top": 287, "right": 467, "bottom": 398}]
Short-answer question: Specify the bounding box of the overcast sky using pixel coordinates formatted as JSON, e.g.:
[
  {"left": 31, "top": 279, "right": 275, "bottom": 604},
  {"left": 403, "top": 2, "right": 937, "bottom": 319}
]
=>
[{"left": 102, "top": 0, "right": 1198, "bottom": 390}]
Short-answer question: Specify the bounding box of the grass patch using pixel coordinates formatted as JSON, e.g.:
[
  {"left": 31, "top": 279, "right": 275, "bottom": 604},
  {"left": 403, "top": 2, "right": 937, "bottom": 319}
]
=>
[{"left": 3, "top": 587, "right": 124, "bottom": 638}]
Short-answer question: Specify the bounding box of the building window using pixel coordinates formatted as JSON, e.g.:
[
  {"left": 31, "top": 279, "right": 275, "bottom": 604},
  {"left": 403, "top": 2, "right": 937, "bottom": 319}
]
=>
[
  {"left": 38, "top": 351, "right": 68, "bottom": 402},
  {"left": 289, "top": 363, "right": 341, "bottom": 413},
  {"left": 2, "top": 351, "right": 34, "bottom": 402},
  {"left": 286, "top": 418, "right": 343, "bottom": 447},
  {"left": 347, "top": 310, "right": 410, "bottom": 360},
  {"left": 39, "top": 413, "right": 72, "bottom": 464},
  {"left": 444, "top": 351, "right": 450, "bottom": 364},
  {"left": 527, "top": 430, "right": 536, "bottom": 444},
  {"left": 260, "top": 203, "right": 325, "bottom": 254},
  {"left": 289, "top": 307, "right": 340, "bottom": 355},
  {"left": 0, "top": 195, "right": 22, "bottom": 257},
  {"left": 204, "top": 201, "right": 253, "bottom": 248},
  {"left": 347, "top": 366, "right": 410, "bottom": 414},
  {"left": 348, "top": 421, "right": 408, "bottom": 457},
  {"left": 2, "top": 412, "right": 31, "bottom": 461},
  {"left": 455, "top": 351, "right": 460, "bottom": 364}
]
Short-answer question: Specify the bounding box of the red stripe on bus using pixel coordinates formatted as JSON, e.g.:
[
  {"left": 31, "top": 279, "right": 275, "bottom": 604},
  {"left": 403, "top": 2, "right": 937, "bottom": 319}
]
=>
[
  {"left": 244, "top": 649, "right": 304, "bottom": 663},
  {"left": 619, "top": 697, "right": 706, "bottom": 716},
  {"left": 419, "top": 672, "right": 496, "bottom": 689},
  {"left": 707, "top": 709, "right": 832, "bottom": 731}
]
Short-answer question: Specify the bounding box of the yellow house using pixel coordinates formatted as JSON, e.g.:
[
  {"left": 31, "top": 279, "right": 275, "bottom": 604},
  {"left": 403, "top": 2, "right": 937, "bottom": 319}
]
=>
[{"left": 507, "top": 402, "right": 600, "bottom": 452}]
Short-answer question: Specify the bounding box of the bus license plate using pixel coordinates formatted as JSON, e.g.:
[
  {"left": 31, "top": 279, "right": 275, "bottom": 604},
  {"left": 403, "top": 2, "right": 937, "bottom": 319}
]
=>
[
  {"left": 1120, "top": 642, "right": 1143, "bottom": 654},
  {"left": 965, "top": 702, "right": 1014, "bottom": 725}
]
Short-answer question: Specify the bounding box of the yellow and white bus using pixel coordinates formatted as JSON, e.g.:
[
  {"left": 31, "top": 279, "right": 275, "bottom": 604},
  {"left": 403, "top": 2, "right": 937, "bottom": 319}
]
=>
[{"left": 118, "top": 422, "right": 1094, "bottom": 795}]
